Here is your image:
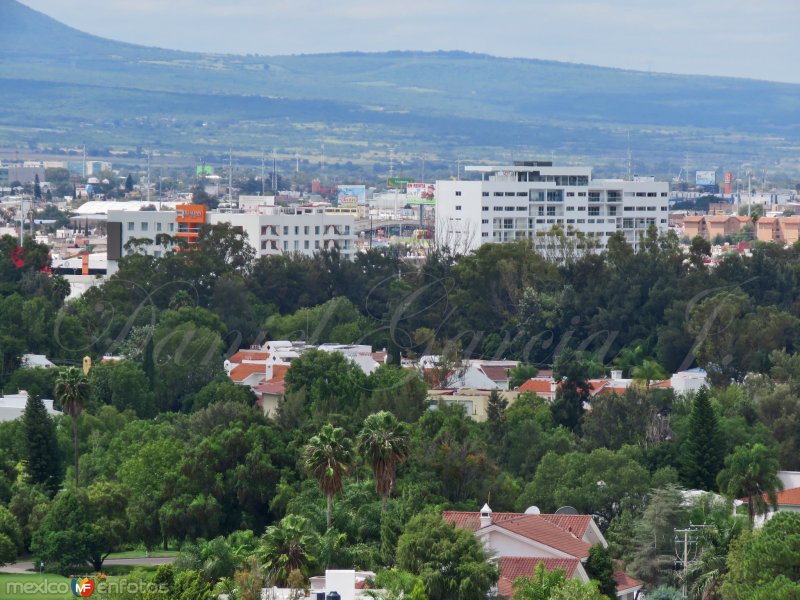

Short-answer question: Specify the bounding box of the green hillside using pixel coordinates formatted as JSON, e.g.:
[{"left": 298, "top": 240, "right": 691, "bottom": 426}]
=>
[{"left": 1, "top": 0, "right": 799, "bottom": 172}]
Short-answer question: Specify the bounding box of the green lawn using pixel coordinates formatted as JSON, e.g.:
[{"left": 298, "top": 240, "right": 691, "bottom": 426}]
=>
[
  {"left": 105, "top": 549, "right": 179, "bottom": 559},
  {"left": 0, "top": 573, "right": 73, "bottom": 600}
]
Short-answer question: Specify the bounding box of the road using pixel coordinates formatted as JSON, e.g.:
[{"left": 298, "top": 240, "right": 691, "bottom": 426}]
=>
[{"left": 0, "top": 556, "right": 174, "bottom": 574}]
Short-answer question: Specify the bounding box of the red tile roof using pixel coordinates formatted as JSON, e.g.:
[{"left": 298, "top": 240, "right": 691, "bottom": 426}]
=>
[
  {"left": 517, "top": 378, "right": 554, "bottom": 394},
  {"left": 442, "top": 512, "right": 591, "bottom": 559},
  {"left": 255, "top": 381, "right": 286, "bottom": 395},
  {"left": 271, "top": 364, "right": 289, "bottom": 382},
  {"left": 480, "top": 365, "right": 512, "bottom": 382},
  {"left": 229, "top": 350, "right": 269, "bottom": 363},
  {"left": 229, "top": 363, "right": 266, "bottom": 382},
  {"left": 613, "top": 570, "right": 643, "bottom": 592},
  {"left": 747, "top": 486, "right": 800, "bottom": 506},
  {"left": 539, "top": 515, "right": 593, "bottom": 539},
  {"left": 497, "top": 557, "right": 581, "bottom": 598}
]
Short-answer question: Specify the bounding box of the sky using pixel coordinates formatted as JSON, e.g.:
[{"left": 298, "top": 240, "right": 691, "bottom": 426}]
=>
[{"left": 18, "top": 0, "right": 800, "bottom": 83}]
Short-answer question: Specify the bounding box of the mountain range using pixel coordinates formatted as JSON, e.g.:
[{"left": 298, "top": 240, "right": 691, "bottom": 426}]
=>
[{"left": 1, "top": 0, "right": 799, "bottom": 176}]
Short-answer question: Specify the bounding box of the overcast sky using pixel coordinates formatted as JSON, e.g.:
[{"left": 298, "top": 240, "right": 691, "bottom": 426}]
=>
[{"left": 18, "top": 0, "right": 800, "bottom": 83}]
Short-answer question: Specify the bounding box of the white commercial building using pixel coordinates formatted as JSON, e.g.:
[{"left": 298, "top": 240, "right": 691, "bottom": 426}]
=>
[
  {"left": 436, "top": 161, "right": 670, "bottom": 254},
  {"left": 106, "top": 204, "right": 356, "bottom": 274}
]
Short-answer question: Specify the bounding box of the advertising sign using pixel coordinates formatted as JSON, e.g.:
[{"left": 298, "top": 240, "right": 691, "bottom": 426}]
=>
[
  {"left": 176, "top": 204, "right": 207, "bottom": 222},
  {"left": 406, "top": 182, "right": 436, "bottom": 205},
  {"left": 336, "top": 184, "right": 366, "bottom": 206},
  {"left": 695, "top": 171, "right": 716, "bottom": 186},
  {"left": 387, "top": 177, "right": 414, "bottom": 188}
]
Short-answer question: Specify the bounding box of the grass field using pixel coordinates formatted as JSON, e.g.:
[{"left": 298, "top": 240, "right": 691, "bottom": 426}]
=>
[
  {"left": 0, "top": 566, "right": 160, "bottom": 599},
  {"left": 105, "top": 549, "right": 179, "bottom": 559}
]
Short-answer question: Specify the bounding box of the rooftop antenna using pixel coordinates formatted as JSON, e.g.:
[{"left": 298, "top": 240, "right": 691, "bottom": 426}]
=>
[
  {"left": 82, "top": 144, "right": 86, "bottom": 179},
  {"left": 272, "top": 148, "right": 277, "bottom": 193},
  {"left": 261, "top": 149, "right": 265, "bottom": 196},
  {"left": 228, "top": 148, "right": 233, "bottom": 205},
  {"left": 146, "top": 150, "right": 151, "bottom": 205}
]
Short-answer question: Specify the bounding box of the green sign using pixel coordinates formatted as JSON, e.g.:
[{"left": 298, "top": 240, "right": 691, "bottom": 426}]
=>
[
  {"left": 196, "top": 165, "right": 214, "bottom": 176},
  {"left": 387, "top": 177, "right": 414, "bottom": 188}
]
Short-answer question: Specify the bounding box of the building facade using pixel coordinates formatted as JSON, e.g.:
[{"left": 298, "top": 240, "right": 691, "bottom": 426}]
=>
[{"left": 436, "top": 162, "right": 669, "bottom": 253}]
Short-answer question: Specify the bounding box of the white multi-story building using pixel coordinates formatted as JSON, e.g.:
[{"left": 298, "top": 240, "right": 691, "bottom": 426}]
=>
[
  {"left": 107, "top": 204, "right": 356, "bottom": 274},
  {"left": 436, "top": 161, "right": 669, "bottom": 253}
]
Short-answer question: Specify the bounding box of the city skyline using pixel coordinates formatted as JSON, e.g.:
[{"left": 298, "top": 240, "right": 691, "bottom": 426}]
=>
[{"left": 16, "top": 0, "right": 800, "bottom": 84}]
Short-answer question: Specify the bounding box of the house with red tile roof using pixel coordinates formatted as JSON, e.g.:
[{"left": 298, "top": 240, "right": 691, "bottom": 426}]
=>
[{"left": 444, "top": 504, "right": 641, "bottom": 599}]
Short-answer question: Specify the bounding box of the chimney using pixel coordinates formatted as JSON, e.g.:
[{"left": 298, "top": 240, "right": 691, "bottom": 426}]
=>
[{"left": 479, "top": 503, "right": 493, "bottom": 528}]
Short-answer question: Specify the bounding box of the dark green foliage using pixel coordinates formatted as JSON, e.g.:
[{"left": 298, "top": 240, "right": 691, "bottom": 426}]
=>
[
  {"left": 552, "top": 348, "right": 592, "bottom": 433},
  {"left": 396, "top": 512, "right": 498, "bottom": 600},
  {"left": 584, "top": 544, "right": 617, "bottom": 598},
  {"left": 21, "top": 393, "right": 61, "bottom": 492},
  {"left": 681, "top": 388, "right": 724, "bottom": 490}
]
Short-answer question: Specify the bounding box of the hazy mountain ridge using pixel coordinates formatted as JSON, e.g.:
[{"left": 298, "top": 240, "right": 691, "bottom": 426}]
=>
[{"left": 1, "top": 0, "right": 799, "bottom": 169}]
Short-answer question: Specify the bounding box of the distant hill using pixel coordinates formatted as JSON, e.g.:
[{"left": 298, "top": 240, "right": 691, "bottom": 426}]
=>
[{"left": 1, "top": 0, "right": 799, "bottom": 174}]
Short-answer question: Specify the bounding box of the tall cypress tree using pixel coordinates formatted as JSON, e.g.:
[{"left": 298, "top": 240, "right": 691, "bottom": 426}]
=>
[
  {"left": 22, "top": 394, "right": 62, "bottom": 494},
  {"left": 681, "top": 387, "right": 723, "bottom": 490}
]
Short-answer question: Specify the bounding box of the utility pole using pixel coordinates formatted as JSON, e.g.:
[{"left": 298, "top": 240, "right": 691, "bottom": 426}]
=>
[
  {"left": 261, "top": 149, "right": 265, "bottom": 196},
  {"left": 228, "top": 148, "right": 233, "bottom": 205},
  {"left": 272, "top": 148, "right": 277, "bottom": 193},
  {"left": 146, "top": 150, "right": 151, "bottom": 205}
]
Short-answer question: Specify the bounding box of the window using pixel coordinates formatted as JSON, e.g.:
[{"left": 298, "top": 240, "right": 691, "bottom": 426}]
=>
[
  {"left": 589, "top": 192, "right": 601, "bottom": 202},
  {"left": 283, "top": 240, "right": 288, "bottom": 250},
  {"left": 505, "top": 192, "right": 515, "bottom": 197},
  {"left": 455, "top": 191, "right": 462, "bottom": 196},
  {"left": 661, "top": 207, "right": 668, "bottom": 211},
  {"left": 647, "top": 192, "right": 657, "bottom": 197},
  {"left": 315, "top": 240, "right": 320, "bottom": 249},
  {"left": 661, "top": 192, "right": 668, "bottom": 197},
  {"left": 157, "top": 222, "right": 162, "bottom": 232},
  {"left": 624, "top": 206, "right": 635, "bottom": 212},
  {"left": 577, "top": 219, "right": 585, "bottom": 224},
  {"left": 345, "top": 226, "right": 350, "bottom": 234},
  {"left": 536, "top": 219, "right": 545, "bottom": 224},
  {"left": 577, "top": 192, "right": 587, "bottom": 197},
  {"left": 647, "top": 206, "right": 656, "bottom": 211},
  {"left": 547, "top": 206, "right": 556, "bottom": 216},
  {"left": 294, "top": 226, "right": 299, "bottom": 235},
  {"left": 455, "top": 205, "right": 462, "bottom": 211},
  {"left": 169, "top": 223, "right": 174, "bottom": 232},
  {"left": 624, "top": 218, "right": 634, "bottom": 228},
  {"left": 538, "top": 206, "right": 544, "bottom": 216},
  {"left": 608, "top": 206, "right": 617, "bottom": 216},
  {"left": 482, "top": 192, "right": 489, "bottom": 197},
  {"left": 140, "top": 222, "right": 148, "bottom": 232},
  {"left": 304, "top": 226, "right": 309, "bottom": 234},
  {"left": 530, "top": 191, "right": 545, "bottom": 202},
  {"left": 481, "top": 219, "right": 489, "bottom": 224},
  {"left": 588, "top": 206, "right": 600, "bottom": 216},
  {"left": 482, "top": 232, "right": 489, "bottom": 237},
  {"left": 636, "top": 192, "right": 646, "bottom": 197},
  {"left": 577, "top": 206, "right": 586, "bottom": 211},
  {"left": 494, "top": 192, "right": 503, "bottom": 197},
  {"left": 517, "top": 206, "right": 526, "bottom": 211},
  {"left": 283, "top": 226, "right": 289, "bottom": 235},
  {"left": 547, "top": 189, "right": 563, "bottom": 202},
  {"left": 304, "top": 240, "right": 309, "bottom": 249},
  {"left": 261, "top": 240, "right": 267, "bottom": 250},
  {"left": 505, "top": 206, "right": 515, "bottom": 211},
  {"left": 482, "top": 206, "right": 489, "bottom": 211},
  {"left": 517, "top": 192, "right": 528, "bottom": 197},
  {"left": 566, "top": 192, "right": 575, "bottom": 197},
  {"left": 566, "top": 206, "right": 575, "bottom": 211},
  {"left": 315, "top": 226, "right": 320, "bottom": 234},
  {"left": 294, "top": 240, "right": 299, "bottom": 250},
  {"left": 127, "top": 222, "right": 134, "bottom": 231},
  {"left": 503, "top": 218, "right": 513, "bottom": 229},
  {"left": 661, "top": 219, "right": 667, "bottom": 224},
  {"left": 261, "top": 226, "right": 267, "bottom": 235},
  {"left": 567, "top": 219, "right": 575, "bottom": 224}
]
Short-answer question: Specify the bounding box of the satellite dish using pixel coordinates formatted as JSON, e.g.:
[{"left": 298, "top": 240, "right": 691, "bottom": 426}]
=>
[
  {"left": 555, "top": 506, "right": 579, "bottom": 515},
  {"left": 524, "top": 506, "right": 541, "bottom": 515}
]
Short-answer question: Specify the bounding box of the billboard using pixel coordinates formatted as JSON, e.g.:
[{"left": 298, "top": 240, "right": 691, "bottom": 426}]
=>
[
  {"left": 387, "top": 177, "right": 414, "bottom": 188},
  {"left": 336, "top": 184, "right": 366, "bottom": 206},
  {"left": 406, "top": 182, "right": 436, "bottom": 205},
  {"left": 696, "top": 171, "right": 716, "bottom": 186},
  {"left": 196, "top": 165, "right": 214, "bottom": 176}
]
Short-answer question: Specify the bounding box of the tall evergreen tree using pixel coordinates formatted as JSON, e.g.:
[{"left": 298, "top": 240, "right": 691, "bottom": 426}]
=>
[
  {"left": 21, "top": 394, "right": 61, "bottom": 493},
  {"left": 124, "top": 173, "right": 134, "bottom": 193},
  {"left": 552, "top": 347, "right": 592, "bottom": 433},
  {"left": 33, "top": 173, "right": 42, "bottom": 200},
  {"left": 681, "top": 387, "right": 723, "bottom": 490},
  {"left": 486, "top": 389, "right": 508, "bottom": 428},
  {"left": 584, "top": 544, "right": 617, "bottom": 598}
]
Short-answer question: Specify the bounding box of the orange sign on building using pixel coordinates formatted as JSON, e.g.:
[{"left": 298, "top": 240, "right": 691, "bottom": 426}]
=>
[{"left": 175, "top": 204, "right": 207, "bottom": 244}]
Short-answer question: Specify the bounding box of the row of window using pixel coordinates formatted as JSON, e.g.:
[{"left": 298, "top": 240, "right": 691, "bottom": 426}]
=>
[
  {"left": 260, "top": 225, "right": 351, "bottom": 236},
  {"left": 261, "top": 240, "right": 352, "bottom": 251},
  {"left": 127, "top": 221, "right": 174, "bottom": 233}
]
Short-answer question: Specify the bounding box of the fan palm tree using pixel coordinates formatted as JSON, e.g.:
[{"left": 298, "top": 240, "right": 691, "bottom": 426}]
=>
[
  {"left": 55, "top": 366, "right": 90, "bottom": 487},
  {"left": 631, "top": 359, "right": 668, "bottom": 390},
  {"left": 303, "top": 424, "right": 352, "bottom": 528},
  {"left": 358, "top": 411, "right": 410, "bottom": 512},
  {"left": 717, "top": 443, "right": 783, "bottom": 524},
  {"left": 258, "top": 514, "right": 318, "bottom": 586}
]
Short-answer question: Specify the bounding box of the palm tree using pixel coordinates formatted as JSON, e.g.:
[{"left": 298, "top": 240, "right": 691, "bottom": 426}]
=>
[
  {"left": 631, "top": 359, "right": 668, "bottom": 390},
  {"left": 258, "top": 514, "right": 318, "bottom": 586},
  {"left": 55, "top": 366, "right": 90, "bottom": 487},
  {"left": 685, "top": 515, "right": 744, "bottom": 599},
  {"left": 303, "top": 424, "right": 352, "bottom": 528},
  {"left": 717, "top": 443, "right": 783, "bottom": 524},
  {"left": 358, "top": 411, "right": 410, "bottom": 512}
]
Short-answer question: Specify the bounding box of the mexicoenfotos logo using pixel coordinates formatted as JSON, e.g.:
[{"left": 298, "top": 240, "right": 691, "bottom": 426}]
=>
[{"left": 71, "top": 577, "right": 95, "bottom": 597}]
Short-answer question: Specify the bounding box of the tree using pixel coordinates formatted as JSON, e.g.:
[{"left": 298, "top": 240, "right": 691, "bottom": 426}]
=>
[
  {"left": 358, "top": 411, "right": 410, "bottom": 511},
  {"left": 125, "top": 173, "right": 134, "bottom": 193},
  {"left": 303, "top": 424, "right": 353, "bottom": 528},
  {"left": 33, "top": 173, "right": 42, "bottom": 200},
  {"left": 509, "top": 364, "right": 539, "bottom": 389},
  {"left": 717, "top": 443, "right": 783, "bottom": 524},
  {"left": 584, "top": 545, "right": 617, "bottom": 598},
  {"left": 684, "top": 514, "right": 744, "bottom": 600},
  {"left": 258, "top": 514, "right": 318, "bottom": 586},
  {"left": 396, "top": 512, "right": 498, "bottom": 600},
  {"left": 720, "top": 512, "right": 800, "bottom": 600},
  {"left": 55, "top": 366, "right": 90, "bottom": 487},
  {"left": 31, "top": 489, "right": 96, "bottom": 574},
  {"left": 486, "top": 389, "right": 508, "bottom": 429},
  {"left": 0, "top": 506, "right": 23, "bottom": 566},
  {"left": 513, "top": 562, "right": 606, "bottom": 600},
  {"left": 552, "top": 348, "right": 592, "bottom": 433},
  {"left": 681, "top": 388, "right": 724, "bottom": 491},
  {"left": 21, "top": 393, "right": 61, "bottom": 492},
  {"left": 632, "top": 359, "right": 668, "bottom": 389},
  {"left": 284, "top": 348, "right": 368, "bottom": 417},
  {"left": 107, "top": 360, "right": 156, "bottom": 417}
]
